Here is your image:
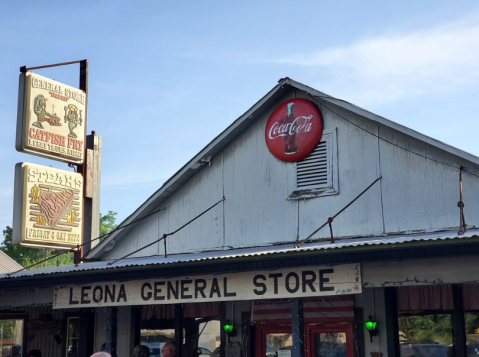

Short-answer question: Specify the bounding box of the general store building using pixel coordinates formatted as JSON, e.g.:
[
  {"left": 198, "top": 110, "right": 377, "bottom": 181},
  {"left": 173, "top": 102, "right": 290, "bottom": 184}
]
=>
[{"left": 1, "top": 78, "right": 479, "bottom": 357}]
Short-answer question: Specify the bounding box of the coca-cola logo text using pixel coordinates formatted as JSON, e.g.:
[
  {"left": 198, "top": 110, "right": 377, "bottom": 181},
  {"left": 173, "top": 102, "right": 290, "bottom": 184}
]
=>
[
  {"left": 265, "top": 99, "right": 324, "bottom": 162},
  {"left": 268, "top": 115, "right": 314, "bottom": 140}
]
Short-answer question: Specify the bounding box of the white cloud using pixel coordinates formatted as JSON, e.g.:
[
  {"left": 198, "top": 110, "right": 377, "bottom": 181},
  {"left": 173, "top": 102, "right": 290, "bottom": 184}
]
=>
[{"left": 276, "top": 15, "right": 479, "bottom": 106}]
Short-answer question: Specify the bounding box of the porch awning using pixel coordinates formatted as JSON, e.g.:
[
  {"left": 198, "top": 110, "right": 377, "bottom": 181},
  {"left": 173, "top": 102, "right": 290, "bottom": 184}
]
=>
[{"left": 0, "top": 229, "right": 478, "bottom": 290}]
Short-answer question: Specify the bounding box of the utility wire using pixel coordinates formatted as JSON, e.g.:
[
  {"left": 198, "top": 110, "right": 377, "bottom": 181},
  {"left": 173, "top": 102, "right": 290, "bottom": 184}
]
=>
[
  {"left": 308, "top": 94, "right": 479, "bottom": 179},
  {"left": 295, "top": 176, "right": 382, "bottom": 248},
  {"left": 107, "top": 197, "right": 225, "bottom": 266},
  {"left": 6, "top": 206, "right": 167, "bottom": 277},
  {"left": 81, "top": 206, "right": 167, "bottom": 258}
]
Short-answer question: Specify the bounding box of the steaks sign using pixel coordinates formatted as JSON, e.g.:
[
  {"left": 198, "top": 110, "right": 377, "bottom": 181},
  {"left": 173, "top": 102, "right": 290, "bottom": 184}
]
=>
[
  {"left": 12, "top": 162, "right": 83, "bottom": 249},
  {"left": 53, "top": 264, "right": 361, "bottom": 309},
  {"left": 265, "top": 99, "right": 324, "bottom": 162}
]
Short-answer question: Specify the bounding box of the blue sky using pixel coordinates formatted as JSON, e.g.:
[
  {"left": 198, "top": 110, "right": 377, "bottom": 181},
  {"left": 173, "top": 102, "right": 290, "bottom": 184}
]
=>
[{"left": 1, "top": 1, "right": 479, "bottom": 237}]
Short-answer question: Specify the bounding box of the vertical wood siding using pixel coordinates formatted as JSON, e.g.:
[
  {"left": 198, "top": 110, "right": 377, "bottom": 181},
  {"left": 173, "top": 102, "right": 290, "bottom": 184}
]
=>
[
  {"left": 296, "top": 96, "right": 384, "bottom": 240},
  {"left": 104, "top": 89, "right": 479, "bottom": 258},
  {"left": 106, "top": 149, "right": 224, "bottom": 259},
  {"left": 25, "top": 306, "right": 63, "bottom": 357},
  {"left": 379, "top": 125, "right": 479, "bottom": 233},
  {"left": 223, "top": 92, "right": 299, "bottom": 247}
]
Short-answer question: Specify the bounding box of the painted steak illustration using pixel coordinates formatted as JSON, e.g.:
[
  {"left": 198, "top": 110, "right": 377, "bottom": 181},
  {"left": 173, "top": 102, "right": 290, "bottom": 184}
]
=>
[{"left": 38, "top": 189, "right": 74, "bottom": 226}]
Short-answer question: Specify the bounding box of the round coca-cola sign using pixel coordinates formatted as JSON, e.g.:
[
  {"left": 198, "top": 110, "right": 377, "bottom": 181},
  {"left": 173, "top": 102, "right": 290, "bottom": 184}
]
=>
[{"left": 265, "top": 99, "right": 324, "bottom": 162}]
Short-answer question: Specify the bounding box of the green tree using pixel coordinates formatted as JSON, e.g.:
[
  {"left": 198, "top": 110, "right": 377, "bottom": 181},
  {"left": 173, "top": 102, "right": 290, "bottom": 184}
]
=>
[
  {"left": 1, "top": 211, "right": 118, "bottom": 269},
  {"left": 1, "top": 226, "right": 42, "bottom": 265},
  {"left": 399, "top": 314, "right": 453, "bottom": 345},
  {"left": 1, "top": 226, "right": 73, "bottom": 268},
  {"left": 100, "top": 211, "right": 118, "bottom": 241}
]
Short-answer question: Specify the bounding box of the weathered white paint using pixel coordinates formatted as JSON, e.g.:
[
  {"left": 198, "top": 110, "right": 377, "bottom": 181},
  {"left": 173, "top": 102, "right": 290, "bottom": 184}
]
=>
[
  {"left": 117, "top": 308, "right": 132, "bottom": 357},
  {"left": 0, "top": 286, "right": 52, "bottom": 308},
  {"left": 24, "top": 306, "right": 63, "bottom": 357},
  {"left": 363, "top": 256, "right": 479, "bottom": 286},
  {"left": 289, "top": 127, "right": 339, "bottom": 199},
  {"left": 102, "top": 87, "right": 479, "bottom": 260},
  {"left": 106, "top": 148, "right": 224, "bottom": 258},
  {"left": 222, "top": 92, "right": 300, "bottom": 247},
  {"left": 354, "top": 288, "right": 387, "bottom": 357},
  {"left": 296, "top": 96, "right": 384, "bottom": 240},
  {"left": 53, "top": 264, "right": 361, "bottom": 309}
]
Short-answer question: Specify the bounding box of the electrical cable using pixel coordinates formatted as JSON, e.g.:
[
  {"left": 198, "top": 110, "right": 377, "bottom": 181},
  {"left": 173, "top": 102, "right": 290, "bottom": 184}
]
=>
[
  {"left": 6, "top": 206, "right": 167, "bottom": 277},
  {"left": 308, "top": 94, "right": 479, "bottom": 179},
  {"left": 295, "top": 176, "right": 382, "bottom": 248},
  {"left": 107, "top": 197, "right": 225, "bottom": 266}
]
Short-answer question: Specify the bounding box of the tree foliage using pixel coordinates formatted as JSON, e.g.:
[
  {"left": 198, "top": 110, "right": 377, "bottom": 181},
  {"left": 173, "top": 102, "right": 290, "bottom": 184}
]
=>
[
  {"left": 1, "top": 226, "right": 73, "bottom": 268},
  {"left": 100, "top": 210, "right": 118, "bottom": 241},
  {"left": 1, "top": 211, "right": 118, "bottom": 269},
  {"left": 399, "top": 314, "right": 453, "bottom": 345}
]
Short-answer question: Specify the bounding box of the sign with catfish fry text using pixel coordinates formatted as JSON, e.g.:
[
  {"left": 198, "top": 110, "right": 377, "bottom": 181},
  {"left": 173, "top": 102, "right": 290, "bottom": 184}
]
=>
[
  {"left": 16, "top": 72, "right": 86, "bottom": 164},
  {"left": 13, "top": 162, "right": 83, "bottom": 249},
  {"left": 53, "top": 263, "right": 361, "bottom": 309}
]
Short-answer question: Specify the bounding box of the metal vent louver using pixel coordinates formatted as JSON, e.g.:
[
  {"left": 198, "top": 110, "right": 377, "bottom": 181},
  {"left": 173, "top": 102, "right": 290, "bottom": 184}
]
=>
[{"left": 296, "top": 141, "right": 329, "bottom": 189}]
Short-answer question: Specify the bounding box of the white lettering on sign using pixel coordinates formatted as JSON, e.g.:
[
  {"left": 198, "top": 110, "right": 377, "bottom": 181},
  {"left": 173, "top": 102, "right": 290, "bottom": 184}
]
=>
[
  {"left": 53, "top": 264, "right": 361, "bottom": 309},
  {"left": 268, "top": 115, "right": 314, "bottom": 140},
  {"left": 31, "top": 77, "right": 85, "bottom": 105}
]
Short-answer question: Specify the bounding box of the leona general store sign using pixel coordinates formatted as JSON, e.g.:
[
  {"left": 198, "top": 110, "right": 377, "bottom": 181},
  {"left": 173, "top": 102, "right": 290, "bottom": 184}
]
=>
[{"left": 53, "top": 263, "right": 361, "bottom": 309}]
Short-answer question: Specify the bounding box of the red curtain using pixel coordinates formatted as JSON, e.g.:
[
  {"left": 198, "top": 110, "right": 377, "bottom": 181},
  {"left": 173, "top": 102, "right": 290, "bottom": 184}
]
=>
[
  {"left": 251, "top": 296, "right": 354, "bottom": 324},
  {"left": 141, "top": 302, "right": 219, "bottom": 320},
  {"left": 462, "top": 284, "right": 479, "bottom": 310},
  {"left": 397, "top": 285, "right": 453, "bottom": 311}
]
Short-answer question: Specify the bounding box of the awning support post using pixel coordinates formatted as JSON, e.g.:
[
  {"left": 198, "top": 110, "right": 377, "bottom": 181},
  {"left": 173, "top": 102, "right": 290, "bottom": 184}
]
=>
[
  {"left": 452, "top": 285, "right": 467, "bottom": 357},
  {"left": 175, "top": 304, "right": 183, "bottom": 357},
  {"left": 106, "top": 307, "right": 118, "bottom": 357},
  {"left": 292, "top": 298, "right": 304, "bottom": 357}
]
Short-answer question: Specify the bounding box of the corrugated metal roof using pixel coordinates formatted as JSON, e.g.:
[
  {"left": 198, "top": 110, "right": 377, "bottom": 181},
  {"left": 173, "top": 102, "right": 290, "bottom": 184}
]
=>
[
  {"left": 0, "top": 250, "right": 23, "bottom": 274},
  {"left": 1, "top": 229, "right": 478, "bottom": 280},
  {"left": 87, "top": 78, "right": 479, "bottom": 260}
]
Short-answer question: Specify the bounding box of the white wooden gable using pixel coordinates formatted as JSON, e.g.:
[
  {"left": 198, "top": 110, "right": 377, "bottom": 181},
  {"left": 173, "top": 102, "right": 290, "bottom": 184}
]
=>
[{"left": 89, "top": 79, "right": 479, "bottom": 260}]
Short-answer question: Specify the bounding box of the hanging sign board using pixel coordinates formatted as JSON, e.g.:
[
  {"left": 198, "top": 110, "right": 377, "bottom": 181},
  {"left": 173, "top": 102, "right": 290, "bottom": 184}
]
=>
[
  {"left": 265, "top": 99, "right": 324, "bottom": 162},
  {"left": 12, "top": 162, "right": 83, "bottom": 249},
  {"left": 53, "top": 263, "right": 361, "bottom": 309},
  {"left": 16, "top": 72, "right": 86, "bottom": 164}
]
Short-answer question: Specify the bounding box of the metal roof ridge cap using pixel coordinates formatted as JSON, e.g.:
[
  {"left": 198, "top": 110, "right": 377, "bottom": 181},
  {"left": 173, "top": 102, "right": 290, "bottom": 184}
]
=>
[
  {"left": 87, "top": 80, "right": 288, "bottom": 258},
  {"left": 287, "top": 79, "right": 479, "bottom": 166}
]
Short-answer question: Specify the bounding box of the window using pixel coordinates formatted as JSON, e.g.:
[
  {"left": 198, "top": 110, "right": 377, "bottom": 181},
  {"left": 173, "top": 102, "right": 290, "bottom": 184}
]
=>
[
  {"left": 397, "top": 286, "right": 454, "bottom": 357},
  {"left": 398, "top": 314, "right": 452, "bottom": 356},
  {"left": 139, "top": 303, "right": 220, "bottom": 357},
  {"left": 0, "top": 319, "right": 24, "bottom": 357},
  {"left": 65, "top": 317, "right": 79, "bottom": 357},
  {"left": 289, "top": 128, "right": 338, "bottom": 200},
  {"left": 462, "top": 284, "right": 479, "bottom": 356}
]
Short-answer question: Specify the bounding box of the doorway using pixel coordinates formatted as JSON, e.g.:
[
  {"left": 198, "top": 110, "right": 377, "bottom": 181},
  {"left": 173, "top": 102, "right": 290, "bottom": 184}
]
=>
[{"left": 255, "top": 323, "right": 354, "bottom": 357}]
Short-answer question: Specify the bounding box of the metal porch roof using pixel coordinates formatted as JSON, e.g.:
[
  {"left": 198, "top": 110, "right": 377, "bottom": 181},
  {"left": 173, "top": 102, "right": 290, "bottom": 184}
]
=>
[{"left": 2, "top": 228, "right": 479, "bottom": 282}]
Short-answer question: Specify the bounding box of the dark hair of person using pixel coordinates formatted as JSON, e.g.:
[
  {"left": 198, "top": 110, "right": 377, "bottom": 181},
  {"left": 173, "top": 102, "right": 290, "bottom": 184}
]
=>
[
  {"left": 132, "top": 345, "right": 150, "bottom": 357},
  {"left": 28, "top": 350, "right": 42, "bottom": 357}
]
